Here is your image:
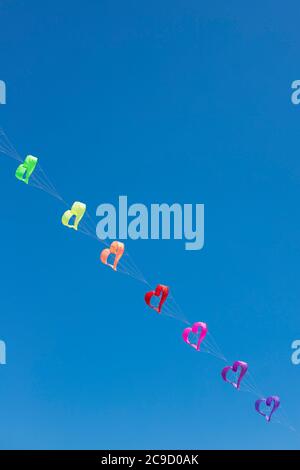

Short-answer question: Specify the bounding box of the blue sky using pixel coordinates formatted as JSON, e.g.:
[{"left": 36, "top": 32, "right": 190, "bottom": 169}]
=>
[{"left": 0, "top": 0, "right": 300, "bottom": 450}]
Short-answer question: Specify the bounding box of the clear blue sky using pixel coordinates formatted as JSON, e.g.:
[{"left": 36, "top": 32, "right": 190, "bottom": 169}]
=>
[{"left": 0, "top": 0, "right": 300, "bottom": 450}]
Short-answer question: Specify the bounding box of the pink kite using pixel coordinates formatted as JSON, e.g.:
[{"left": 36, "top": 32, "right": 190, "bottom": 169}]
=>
[
  {"left": 182, "top": 322, "right": 208, "bottom": 351},
  {"left": 100, "top": 241, "right": 125, "bottom": 271},
  {"left": 144, "top": 284, "right": 169, "bottom": 314},
  {"left": 221, "top": 360, "right": 248, "bottom": 390}
]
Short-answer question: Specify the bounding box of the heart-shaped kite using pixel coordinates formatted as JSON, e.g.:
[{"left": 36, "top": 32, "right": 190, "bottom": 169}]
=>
[
  {"left": 221, "top": 360, "right": 248, "bottom": 390},
  {"left": 255, "top": 395, "right": 280, "bottom": 422},
  {"left": 100, "top": 241, "right": 125, "bottom": 271},
  {"left": 182, "top": 322, "right": 208, "bottom": 351},
  {"left": 144, "top": 284, "right": 169, "bottom": 314}
]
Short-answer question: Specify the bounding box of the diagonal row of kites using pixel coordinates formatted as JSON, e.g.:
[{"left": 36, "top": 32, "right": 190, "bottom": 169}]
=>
[{"left": 14, "top": 152, "right": 280, "bottom": 423}]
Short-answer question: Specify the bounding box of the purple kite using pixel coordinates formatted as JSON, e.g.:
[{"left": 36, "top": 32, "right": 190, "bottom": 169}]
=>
[
  {"left": 255, "top": 396, "right": 280, "bottom": 422},
  {"left": 221, "top": 360, "right": 248, "bottom": 390}
]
